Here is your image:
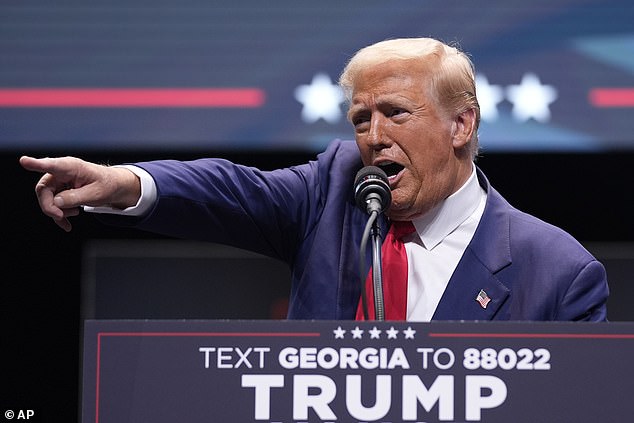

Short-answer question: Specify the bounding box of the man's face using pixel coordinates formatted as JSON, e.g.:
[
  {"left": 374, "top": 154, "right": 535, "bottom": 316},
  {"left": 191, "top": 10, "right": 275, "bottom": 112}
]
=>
[{"left": 348, "top": 60, "right": 471, "bottom": 221}]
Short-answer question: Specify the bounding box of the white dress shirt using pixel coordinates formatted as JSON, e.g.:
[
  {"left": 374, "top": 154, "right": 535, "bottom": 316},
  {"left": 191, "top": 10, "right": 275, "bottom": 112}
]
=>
[{"left": 406, "top": 166, "right": 487, "bottom": 321}]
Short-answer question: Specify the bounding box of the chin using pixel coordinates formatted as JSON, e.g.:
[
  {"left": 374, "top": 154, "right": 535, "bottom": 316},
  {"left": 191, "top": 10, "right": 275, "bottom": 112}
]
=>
[
  {"left": 386, "top": 208, "right": 407, "bottom": 222},
  {"left": 387, "top": 202, "right": 421, "bottom": 221}
]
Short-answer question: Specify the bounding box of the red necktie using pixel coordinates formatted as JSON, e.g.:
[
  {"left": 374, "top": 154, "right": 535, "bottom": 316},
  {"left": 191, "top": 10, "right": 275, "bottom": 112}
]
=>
[{"left": 356, "top": 221, "right": 416, "bottom": 320}]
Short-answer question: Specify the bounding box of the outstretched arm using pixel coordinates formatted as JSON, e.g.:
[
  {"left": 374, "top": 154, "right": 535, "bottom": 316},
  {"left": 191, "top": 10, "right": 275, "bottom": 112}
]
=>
[{"left": 19, "top": 155, "right": 141, "bottom": 232}]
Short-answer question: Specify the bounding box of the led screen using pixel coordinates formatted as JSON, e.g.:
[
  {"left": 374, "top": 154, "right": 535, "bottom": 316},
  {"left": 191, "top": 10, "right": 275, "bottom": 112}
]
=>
[{"left": 1, "top": 0, "right": 632, "bottom": 153}]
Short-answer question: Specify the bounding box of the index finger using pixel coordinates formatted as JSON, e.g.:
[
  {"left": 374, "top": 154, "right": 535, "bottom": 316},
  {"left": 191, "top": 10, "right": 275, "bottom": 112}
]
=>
[{"left": 19, "top": 156, "right": 68, "bottom": 175}]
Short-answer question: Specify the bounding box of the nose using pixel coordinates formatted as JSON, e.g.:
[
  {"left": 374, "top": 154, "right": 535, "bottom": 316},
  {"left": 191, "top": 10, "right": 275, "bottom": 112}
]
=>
[{"left": 367, "top": 114, "right": 390, "bottom": 149}]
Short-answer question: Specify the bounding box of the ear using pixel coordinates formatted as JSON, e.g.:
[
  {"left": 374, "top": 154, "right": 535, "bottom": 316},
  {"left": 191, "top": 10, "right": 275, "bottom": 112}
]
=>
[{"left": 451, "top": 108, "right": 477, "bottom": 149}]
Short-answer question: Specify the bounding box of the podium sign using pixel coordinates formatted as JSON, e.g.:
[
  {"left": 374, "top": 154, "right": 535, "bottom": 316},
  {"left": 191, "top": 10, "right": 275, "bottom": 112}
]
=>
[{"left": 82, "top": 320, "right": 634, "bottom": 422}]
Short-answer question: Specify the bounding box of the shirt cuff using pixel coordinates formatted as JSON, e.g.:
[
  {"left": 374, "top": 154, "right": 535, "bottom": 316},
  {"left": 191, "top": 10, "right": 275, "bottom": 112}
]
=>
[{"left": 82, "top": 165, "right": 157, "bottom": 216}]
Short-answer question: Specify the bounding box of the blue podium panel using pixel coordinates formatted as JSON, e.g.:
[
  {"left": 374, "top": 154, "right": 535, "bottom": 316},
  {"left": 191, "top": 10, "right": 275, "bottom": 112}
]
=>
[{"left": 82, "top": 320, "right": 634, "bottom": 422}]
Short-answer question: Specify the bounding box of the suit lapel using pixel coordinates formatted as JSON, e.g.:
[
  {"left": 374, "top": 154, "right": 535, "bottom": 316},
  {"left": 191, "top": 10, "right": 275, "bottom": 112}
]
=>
[
  {"left": 432, "top": 248, "right": 510, "bottom": 320},
  {"left": 432, "top": 169, "right": 513, "bottom": 321}
]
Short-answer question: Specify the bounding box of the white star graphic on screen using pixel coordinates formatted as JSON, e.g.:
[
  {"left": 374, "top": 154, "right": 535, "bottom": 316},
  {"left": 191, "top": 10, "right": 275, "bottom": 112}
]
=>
[
  {"left": 385, "top": 326, "right": 399, "bottom": 339},
  {"left": 351, "top": 326, "right": 364, "bottom": 339},
  {"left": 403, "top": 326, "right": 416, "bottom": 339},
  {"left": 506, "top": 72, "right": 558, "bottom": 122},
  {"left": 475, "top": 74, "right": 504, "bottom": 122},
  {"left": 333, "top": 326, "right": 346, "bottom": 339},
  {"left": 368, "top": 326, "right": 382, "bottom": 339},
  {"left": 294, "top": 72, "right": 345, "bottom": 124}
]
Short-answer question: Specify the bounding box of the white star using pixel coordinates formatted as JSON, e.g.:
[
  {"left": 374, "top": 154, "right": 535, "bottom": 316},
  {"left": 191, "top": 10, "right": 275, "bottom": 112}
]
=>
[
  {"left": 351, "top": 326, "right": 364, "bottom": 339},
  {"left": 506, "top": 72, "right": 558, "bottom": 123},
  {"left": 475, "top": 74, "right": 504, "bottom": 122},
  {"left": 368, "top": 326, "right": 382, "bottom": 339},
  {"left": 333, "top": 326, "right": 346, "bottom": 339},
  {"left": 385, "top": 326, "right": 399, "bottom": 339},
  {"left": 403, "top": 326, "right": 416, "bottom": 339},
  {"left": 294, "top": 72, "right": 345, "bottom": 124}
]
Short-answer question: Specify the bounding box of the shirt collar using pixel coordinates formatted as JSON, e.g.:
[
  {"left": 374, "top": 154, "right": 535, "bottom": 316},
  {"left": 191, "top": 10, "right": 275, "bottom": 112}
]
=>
[{"left": 411, "top": 165, "right": 483, "bottom": 250}]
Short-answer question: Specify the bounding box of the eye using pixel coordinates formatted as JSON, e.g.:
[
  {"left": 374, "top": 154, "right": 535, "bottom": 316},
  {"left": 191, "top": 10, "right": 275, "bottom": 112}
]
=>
[
  {"left": 352, "top": 113, "right": 371, "bottom": 129},
  {"left": 389, "top": 108, "right": 407, "bottom": 118}
]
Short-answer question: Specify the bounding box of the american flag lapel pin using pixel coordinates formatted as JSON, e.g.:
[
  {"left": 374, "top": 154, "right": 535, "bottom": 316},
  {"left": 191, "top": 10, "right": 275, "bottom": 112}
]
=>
[{"left": 476, "top": 289, "right": 491, "bottom": 309}]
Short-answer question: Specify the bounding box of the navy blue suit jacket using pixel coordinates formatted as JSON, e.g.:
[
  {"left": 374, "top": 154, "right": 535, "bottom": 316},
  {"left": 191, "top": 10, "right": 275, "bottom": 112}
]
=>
[{"left": 110, "top": 140, "right": 608, "bottom": 321}]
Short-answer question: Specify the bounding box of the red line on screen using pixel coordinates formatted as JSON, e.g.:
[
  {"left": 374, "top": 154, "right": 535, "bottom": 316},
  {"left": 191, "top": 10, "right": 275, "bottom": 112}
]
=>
[
  {"left": 95, "top": 334, "right": 102, "bottom": 423},
  {"left": 0, "top": 88, "right": 265, "bottom": 107},
  {"left": 429, "top": 332, "right": 634, "bottom": 339},
  {"left": 98, "top": 331, "right": 321, "bottom": 337},
  {"left": 589, "top": 88, "right": 634, "bottom": 107}
]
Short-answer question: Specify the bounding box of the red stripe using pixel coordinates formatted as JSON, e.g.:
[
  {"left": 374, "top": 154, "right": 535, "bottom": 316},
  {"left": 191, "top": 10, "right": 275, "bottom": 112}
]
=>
[
  {"left": 429, "top": 332, "right": 634, "bottom": 339},
  {"left": 589, "top": 88, "right": 634, "bottom": 107},
  {"left": 95, "top": 332, "right": 101, "bottom": 423},
  {"left": 98, "top": 331, "right": 320, "bottom": 337},
  {"left": 0, "top": 88, "right": 265, "bottom": 107}
]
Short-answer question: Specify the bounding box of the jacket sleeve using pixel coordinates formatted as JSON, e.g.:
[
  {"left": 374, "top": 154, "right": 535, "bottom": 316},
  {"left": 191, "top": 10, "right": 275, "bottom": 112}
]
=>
[
  {"left": 98, "top": 157, "right": 323, "bottom": 263},
  {"left": 555, "top": 259, "right": 609, "bottom": 321},
  {"left": 94, "top": 140, "right": 362, "bottom": 265}
]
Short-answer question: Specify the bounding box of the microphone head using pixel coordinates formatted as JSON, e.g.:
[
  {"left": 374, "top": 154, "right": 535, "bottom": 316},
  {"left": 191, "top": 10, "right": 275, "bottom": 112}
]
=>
[{"left": 354, "top": 166, "right": 392, "bottom": 214}]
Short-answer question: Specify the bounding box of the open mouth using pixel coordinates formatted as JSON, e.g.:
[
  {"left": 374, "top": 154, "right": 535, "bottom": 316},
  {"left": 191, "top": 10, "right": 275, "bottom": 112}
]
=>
[{"left": 378, "top": 161, "right": 404, "bottom": 178}]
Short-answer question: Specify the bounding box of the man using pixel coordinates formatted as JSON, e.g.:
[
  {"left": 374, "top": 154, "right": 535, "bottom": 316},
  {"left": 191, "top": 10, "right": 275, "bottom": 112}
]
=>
[{"left": 20, "top": 38, "right": 609, "bottom": 321}]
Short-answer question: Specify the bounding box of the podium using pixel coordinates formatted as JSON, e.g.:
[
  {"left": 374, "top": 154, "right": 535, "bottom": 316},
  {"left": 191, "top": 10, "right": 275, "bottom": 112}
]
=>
[{"left": 82, "top": 320, "right": 634, "bottom": 422}]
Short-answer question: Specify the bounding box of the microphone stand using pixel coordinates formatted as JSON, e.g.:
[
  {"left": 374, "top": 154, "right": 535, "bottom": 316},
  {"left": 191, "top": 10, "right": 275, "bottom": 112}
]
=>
[
  {"left": 370, "top": 214, "right": 385, "bottom": 321},
  {"left": 354, "top": 166, "right": 391, "bottom": 321}
]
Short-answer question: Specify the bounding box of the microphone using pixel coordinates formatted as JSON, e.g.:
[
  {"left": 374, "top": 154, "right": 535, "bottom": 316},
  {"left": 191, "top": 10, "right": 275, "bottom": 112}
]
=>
[{"left": 354, "top": 166, "right": 392, "bottom": 215}]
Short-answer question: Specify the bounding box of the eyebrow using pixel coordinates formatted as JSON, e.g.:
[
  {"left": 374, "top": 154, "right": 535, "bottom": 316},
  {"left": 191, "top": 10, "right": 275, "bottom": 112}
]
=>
[
  {"left": 347, "top": 94, "right": 415, "bottom": 121},
  {"left": 346, "top": 104, "right": 366, "bottom": 122}
]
